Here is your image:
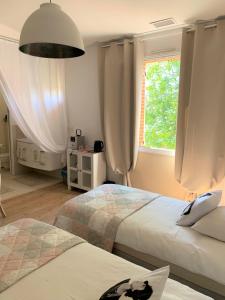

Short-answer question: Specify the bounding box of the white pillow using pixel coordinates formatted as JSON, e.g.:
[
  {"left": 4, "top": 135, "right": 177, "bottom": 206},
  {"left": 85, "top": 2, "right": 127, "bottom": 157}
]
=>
[
  {"left": 192, "top": 206, "right": 225, "bottom": 242},
  {"left": 176, "top": 190, "right": 222, "bottom": 226},
  {"left": 99, "top": 266, "right": 169, "bottom": 300}
]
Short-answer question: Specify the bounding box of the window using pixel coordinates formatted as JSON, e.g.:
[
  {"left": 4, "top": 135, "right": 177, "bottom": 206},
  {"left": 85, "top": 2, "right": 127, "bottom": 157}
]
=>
[{"left": 140, "top": 56, "right": 180, "bottom": 151}]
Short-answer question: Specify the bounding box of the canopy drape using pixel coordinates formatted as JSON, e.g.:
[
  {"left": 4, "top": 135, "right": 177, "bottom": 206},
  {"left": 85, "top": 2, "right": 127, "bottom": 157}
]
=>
[
  {"left": 0, "top": 39, "right": 68, "bottom": 153},
  {"left": 175, "top": 19, "right": 225, "bottom": 192},
  {"left": 100, "top": 39, "right": 144, "bottom": 185}
]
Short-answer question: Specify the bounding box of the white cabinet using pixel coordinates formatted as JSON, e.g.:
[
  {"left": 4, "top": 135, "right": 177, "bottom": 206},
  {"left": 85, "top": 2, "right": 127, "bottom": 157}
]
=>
[{"left": 67, "top": 149, "right": 106, "bottom": 191}]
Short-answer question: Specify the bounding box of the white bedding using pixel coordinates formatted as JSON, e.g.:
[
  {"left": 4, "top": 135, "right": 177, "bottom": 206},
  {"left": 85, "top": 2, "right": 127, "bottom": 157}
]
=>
[
  {"left": 0, "top": 242, "right": 211, "bottom": 300},
  {"left": 116, "top": 196, "right": 225, "bottom": 285}
]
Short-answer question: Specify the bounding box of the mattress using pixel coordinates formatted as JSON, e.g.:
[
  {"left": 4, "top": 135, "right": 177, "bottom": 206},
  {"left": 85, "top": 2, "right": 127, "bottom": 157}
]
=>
[
  {"left": 0, "top": 242, "right": 211, "bottom": 300},
  {"left": 116, "top": 196, "right": 225, "bottom": 285}
]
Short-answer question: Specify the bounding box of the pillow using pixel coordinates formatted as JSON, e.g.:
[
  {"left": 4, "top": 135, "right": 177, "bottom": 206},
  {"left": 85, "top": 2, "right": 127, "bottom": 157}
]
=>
[
  {"left": 99, "top": 266, "right": 169, "bottom": 300},
  {"left": 176, "top": 190, "right": 222, "bottom": 226},
  {"left": 192, "top": 206, "right": 225, "bottom": 242}
]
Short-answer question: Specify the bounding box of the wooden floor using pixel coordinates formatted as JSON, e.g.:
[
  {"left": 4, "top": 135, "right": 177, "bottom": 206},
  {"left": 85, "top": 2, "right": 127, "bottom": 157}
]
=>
[{"left": 0, "top": 183, "right": 81, "bottom": 226}]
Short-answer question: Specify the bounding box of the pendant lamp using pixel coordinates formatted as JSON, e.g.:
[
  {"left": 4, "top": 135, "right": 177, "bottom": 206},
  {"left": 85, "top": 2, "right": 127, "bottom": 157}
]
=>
[{"left": 19, "top": 1, "right": 85, "bottom": 58}]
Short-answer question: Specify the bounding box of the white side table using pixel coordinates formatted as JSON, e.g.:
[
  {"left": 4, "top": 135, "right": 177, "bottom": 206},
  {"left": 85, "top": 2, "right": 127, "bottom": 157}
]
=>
[{"left": 67, "top": 149, "right": 106, "bottom": 191}]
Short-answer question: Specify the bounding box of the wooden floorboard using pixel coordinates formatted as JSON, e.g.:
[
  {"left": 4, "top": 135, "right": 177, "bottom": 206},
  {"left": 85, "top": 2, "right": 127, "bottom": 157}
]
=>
[{"left": 0, "top": 183, "right": 81, "bottom": 226}]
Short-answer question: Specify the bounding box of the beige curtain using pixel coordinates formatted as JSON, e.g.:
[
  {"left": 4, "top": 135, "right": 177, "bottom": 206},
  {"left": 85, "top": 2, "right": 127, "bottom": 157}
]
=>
[
  {"left": 100, "top": 39, "right": 144, "bottom": 185},
  {"left": 175, "top": 19, "right": 225, "bottom": 193}
]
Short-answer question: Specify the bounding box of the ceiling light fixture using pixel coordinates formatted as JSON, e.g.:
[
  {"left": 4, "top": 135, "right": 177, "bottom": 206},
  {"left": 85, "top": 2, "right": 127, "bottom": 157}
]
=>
[{"left": 19, "top": 1, "right": 85, "bottom": 58}]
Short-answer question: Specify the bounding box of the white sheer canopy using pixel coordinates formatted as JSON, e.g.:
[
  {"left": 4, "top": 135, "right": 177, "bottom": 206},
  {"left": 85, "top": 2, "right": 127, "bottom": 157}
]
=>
[{"left": 0, "top": 39, "right": 68, "bottom": 153}]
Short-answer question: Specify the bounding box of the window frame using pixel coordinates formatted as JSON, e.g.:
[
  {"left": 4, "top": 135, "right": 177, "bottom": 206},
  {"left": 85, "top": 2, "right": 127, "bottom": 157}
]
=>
[
  {"left": 139, "top": 52, "right": 180, "bottom": 156},
  {"left": 139, "top": 146, "right": 175, "bottom": 156}
]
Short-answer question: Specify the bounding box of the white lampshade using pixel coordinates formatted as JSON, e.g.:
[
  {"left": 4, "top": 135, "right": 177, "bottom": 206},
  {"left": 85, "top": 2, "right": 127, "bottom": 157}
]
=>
[{"left": 19, "top": 3, "right": 85, "bottom": 58}]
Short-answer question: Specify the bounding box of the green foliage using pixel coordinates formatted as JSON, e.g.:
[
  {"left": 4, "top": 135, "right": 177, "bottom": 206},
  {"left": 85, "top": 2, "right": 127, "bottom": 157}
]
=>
[{"left": 144, "top": 59, "right": 180, "bottom": 150}]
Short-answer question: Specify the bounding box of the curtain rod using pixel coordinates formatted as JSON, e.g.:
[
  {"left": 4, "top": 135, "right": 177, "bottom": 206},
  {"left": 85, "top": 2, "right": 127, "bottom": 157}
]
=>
[
  {"left": 101, "top": 16, "right": 225, "bottom": 46},
  {"left": 101, "top": 40, "right": 133, "bottom": 48},
  {"left": 100, "top": 24, "right": 187, "bottom": 48},
  {"left": 0, "top": 35, "right": 19, "bottom": 44},
  {"left": 135, "top": 23, "right": 188, "bottom": 40},
  {"left": 101, "top": 22, "right": 219, "bottom": 45},
  {"left": 186, "top": 15, "right": 225, "bottom": 33},
  {"left": 186, "top": 23, "right": 217, "bottom": 33}
]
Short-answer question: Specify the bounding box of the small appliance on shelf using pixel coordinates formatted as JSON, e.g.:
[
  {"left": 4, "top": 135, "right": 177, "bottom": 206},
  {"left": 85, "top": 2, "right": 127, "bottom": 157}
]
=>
[
  {"left": 70, "top": 129, "right": 85, "bottom": 150},
  {"left": 94, "top": 140, "right": 104, "bottom": 153}
]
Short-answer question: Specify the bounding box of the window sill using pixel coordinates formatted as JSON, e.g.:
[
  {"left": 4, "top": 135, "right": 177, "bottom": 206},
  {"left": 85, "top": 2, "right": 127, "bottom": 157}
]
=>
[{"left": 139, "top": 146, "right": 175, "bottom": 157}]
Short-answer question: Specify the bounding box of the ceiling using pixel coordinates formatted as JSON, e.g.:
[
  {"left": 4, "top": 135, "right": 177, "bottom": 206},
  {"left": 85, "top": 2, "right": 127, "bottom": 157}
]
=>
[{"left": 0, "top": 0, "right": 225, "bottom": 45}]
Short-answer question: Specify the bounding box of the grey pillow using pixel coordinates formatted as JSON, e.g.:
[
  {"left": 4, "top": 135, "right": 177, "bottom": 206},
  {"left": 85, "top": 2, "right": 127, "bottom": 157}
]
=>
[{"left": 177, "top": 190, "right": 222, "bottom": 226}]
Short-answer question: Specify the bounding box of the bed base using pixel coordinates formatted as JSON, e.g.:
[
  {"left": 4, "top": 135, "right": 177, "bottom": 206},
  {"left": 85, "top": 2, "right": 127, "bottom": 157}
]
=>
[{"left": 113, "top": 243, "right": 225, "bottom": 300}]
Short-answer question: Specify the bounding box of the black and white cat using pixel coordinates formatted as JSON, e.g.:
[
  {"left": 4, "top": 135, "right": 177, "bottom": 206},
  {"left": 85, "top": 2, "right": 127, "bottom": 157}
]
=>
[{"left": 100, "top": 278, "right": 153, "bottom": 300}]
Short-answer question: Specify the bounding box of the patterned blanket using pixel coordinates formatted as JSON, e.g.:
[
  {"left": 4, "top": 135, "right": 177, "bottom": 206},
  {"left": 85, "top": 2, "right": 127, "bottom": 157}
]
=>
[
  {"left": 54, "top": 184, "right": 159, "bottom": 252},
  {"left": 0, "top": 218, "right": 84, "bottom": 293}
]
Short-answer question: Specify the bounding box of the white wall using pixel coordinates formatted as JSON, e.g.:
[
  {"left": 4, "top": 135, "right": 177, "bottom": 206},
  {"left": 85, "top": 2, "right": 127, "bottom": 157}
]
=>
[
  {"left": 144, "top": 28, "right": 182, "bottom": 57},
  {"left": 130, "top": 152, "right": 187, "bottom": 199},
  {"left": 0, "top": 24, "right": 19, "bottom": 39},
  {"left": 65, "top": 45, "right": 103, "bottom": 149}
]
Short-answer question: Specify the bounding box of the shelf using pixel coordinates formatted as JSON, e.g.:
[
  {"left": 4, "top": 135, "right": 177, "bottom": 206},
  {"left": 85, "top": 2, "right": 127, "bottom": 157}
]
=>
[
  {"left": 82, "top": 186, "right": 91, "bottom": 191},
  {"left": 70, "top": 167, "right": 78, "bottom": 171},
  {"left": 71, "top": 150, "right": 79, "bottom": 154},
  {"left": 70, "top": 182, "right": 79, "bottom": 188},
  {"left": 82, "top": 170, "right": 91, "bottom": 174},
  {"left": 81, "top": 153, "right": 92, "bottom": 157}
]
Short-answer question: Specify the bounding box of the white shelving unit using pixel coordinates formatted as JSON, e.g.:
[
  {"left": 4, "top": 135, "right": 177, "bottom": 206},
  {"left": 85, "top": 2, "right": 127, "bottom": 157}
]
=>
[{"left": 67, "top": 149, "right": 106, "bottom": 191}]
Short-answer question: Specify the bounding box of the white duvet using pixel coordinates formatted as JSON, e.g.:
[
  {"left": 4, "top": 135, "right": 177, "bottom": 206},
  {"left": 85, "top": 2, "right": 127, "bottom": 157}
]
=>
[
  {"left": 116, "top": 196, "right": 225, "bottom": 285},
  {"left": 0, "top": 242, "right": 211, "bottom": 300}
]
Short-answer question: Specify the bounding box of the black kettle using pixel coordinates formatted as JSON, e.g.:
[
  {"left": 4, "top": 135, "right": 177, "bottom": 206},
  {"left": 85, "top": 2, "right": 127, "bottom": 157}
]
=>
[{"left": 94, "top": 140, "right": 104, "bottom": 152}]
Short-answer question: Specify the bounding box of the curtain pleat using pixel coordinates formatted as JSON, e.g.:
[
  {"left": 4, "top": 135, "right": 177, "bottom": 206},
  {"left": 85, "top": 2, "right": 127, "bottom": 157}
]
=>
[
  {"left": 175, "top": 19, "right": 225, "bottom": 192},
  {"left": 100, "top": 39, "right": 144, "bottom": 185}
]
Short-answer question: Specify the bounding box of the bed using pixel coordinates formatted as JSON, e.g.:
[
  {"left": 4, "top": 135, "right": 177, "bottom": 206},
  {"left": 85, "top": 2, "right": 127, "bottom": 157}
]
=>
[
  {"left": 0, "top": 218, "right": 211, "bottom": 300},
  {"left": 54, "top": 184, "right": 225, "bottom": 299}
]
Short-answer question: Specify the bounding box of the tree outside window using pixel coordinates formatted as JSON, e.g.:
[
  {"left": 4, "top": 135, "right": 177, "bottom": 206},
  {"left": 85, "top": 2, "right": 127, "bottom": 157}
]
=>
[{"left": 141, "top": 57, "right": 180, "bottom": 150}]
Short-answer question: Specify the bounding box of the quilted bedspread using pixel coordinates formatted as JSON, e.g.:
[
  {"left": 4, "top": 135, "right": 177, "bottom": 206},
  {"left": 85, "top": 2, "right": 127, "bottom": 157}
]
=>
[
  {"left": 0, "top": 218, "right": 84, "bottom": 293},
  {"left": 54, "top": 184, "right": 159, "bottom": 252}
]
